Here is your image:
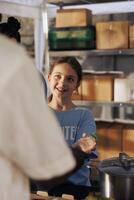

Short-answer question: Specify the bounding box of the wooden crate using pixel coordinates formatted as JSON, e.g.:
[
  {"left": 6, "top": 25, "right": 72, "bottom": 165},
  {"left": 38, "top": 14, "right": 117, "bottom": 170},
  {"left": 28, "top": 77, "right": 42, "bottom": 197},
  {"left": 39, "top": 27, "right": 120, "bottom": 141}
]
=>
[
  {"left": 56, "top": 8, "right": 92, "bottom": 28},
  {"left": 96, "top": 122, "right": 123, "bottom": 160},
  {"left": 129, "top": 25, "right": 134, "bottom": 48},
  {"left": 81, "top": 74, "right": 114, "bottom": 101},
  {"left": 122, "top": 124, "right": 134, "bottom": 156},
  {"left": 96, "top": 21, "right": 129, "bottom": 49}
]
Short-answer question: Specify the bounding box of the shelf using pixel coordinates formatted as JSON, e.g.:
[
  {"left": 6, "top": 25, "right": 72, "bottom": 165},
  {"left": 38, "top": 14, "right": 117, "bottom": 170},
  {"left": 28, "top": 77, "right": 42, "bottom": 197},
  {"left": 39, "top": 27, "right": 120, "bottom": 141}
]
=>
[
  {"left": 73, "top": 100, "right": 134, "bottom": 124},
  {"left": 48, "top": 0, "right": 125, "bottom": 6},
  {"left": 48, "top": 1, "right": 134, "bottom": 124},
  {"left": 49, "top": 49, "right": 134, "bottom": 57},
  {"left": 47, "top": 1, "right": 134, "bottom": 17},
  {"left": 73, "top": 100, "right": 134, "bottom": 106},
  {"left": 114, "top": 118, "right": 134, "bottom": 124}
]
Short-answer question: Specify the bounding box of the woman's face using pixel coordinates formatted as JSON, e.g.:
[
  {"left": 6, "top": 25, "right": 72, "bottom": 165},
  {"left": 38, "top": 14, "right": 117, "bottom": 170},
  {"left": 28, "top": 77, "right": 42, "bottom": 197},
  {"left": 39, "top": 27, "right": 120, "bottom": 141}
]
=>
[{"left": 48, "top": 63, "right": 78, "bottom": 100}]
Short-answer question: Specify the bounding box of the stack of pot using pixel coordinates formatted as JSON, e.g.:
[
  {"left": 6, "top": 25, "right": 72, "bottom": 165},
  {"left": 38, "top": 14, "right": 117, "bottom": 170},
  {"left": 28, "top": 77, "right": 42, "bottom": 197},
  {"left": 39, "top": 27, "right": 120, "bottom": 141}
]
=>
[{"left": 98, "top": 152, "right": 134, "bottom": 200}]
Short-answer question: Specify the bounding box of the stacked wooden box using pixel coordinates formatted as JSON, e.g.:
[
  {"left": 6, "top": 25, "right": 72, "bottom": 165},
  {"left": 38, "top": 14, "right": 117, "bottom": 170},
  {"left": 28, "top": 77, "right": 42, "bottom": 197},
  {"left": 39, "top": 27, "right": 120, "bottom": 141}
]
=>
[
  {"left": 129, "top": 25, "right": 134, "bottom": 48},
  {"left": 49, "top": 8, "right": 96, "bottom": 50},
  {"left": 96, "top": 122, "right": 134, "bottom": 161},
  {"left": 96, "top": 21, "right": 129, "bottom": 50},
  {"left": 72, "top": 71, "right": 131, "bottom": 102},
  {"left": 56, "top": 8, "right": 92, "bottom": 28}
]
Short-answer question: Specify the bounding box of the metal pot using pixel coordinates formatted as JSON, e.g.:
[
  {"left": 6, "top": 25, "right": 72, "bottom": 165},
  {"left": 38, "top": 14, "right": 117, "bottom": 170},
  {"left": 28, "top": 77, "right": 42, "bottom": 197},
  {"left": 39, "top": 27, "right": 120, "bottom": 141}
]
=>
[{"left": 98, "top": 152, "right": 134, "bottom": 200}]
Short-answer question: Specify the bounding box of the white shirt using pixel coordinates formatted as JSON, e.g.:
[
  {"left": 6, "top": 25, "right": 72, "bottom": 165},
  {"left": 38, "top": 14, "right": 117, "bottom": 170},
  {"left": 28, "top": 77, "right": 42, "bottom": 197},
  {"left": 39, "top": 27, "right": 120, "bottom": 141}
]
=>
[{"left": 0, "top": 35, "right": 75, "bottom": 200}]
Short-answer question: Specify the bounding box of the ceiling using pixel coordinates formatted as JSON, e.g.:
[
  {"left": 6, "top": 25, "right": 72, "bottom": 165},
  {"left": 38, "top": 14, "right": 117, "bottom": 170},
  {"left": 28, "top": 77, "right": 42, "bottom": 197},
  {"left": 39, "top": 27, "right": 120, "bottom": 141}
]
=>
[{"left": 48, "top": 0, "right": 133, "bottom": 6}]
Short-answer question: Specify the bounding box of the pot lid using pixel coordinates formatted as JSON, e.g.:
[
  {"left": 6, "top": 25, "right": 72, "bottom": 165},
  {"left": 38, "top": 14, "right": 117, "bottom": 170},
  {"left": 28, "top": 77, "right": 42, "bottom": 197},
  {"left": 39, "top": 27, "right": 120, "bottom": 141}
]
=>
[{"left": 98, "top": 152, "right": 134, "bottom": 176}]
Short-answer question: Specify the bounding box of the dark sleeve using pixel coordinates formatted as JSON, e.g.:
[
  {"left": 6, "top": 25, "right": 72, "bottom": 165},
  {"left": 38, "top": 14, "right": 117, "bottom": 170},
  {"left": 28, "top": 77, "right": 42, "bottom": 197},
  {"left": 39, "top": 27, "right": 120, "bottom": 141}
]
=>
[{"left": 30, "top": 146, "right": 88, "bottom": 192}]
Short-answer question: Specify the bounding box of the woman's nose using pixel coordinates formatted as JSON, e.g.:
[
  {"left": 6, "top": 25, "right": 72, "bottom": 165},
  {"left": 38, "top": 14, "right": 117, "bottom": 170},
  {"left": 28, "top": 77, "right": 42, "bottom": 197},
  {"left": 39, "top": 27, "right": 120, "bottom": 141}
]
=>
[{"left": 60, "top": 77, "right": 66, "bottom": 85}]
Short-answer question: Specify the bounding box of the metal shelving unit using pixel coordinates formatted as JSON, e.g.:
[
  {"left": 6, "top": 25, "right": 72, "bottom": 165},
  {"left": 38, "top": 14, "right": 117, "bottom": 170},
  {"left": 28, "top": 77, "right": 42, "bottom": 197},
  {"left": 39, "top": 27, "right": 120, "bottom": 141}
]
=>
[
  {"left": 50, "top": 48, "right": 134, "bottom": 57},
  {"left": 48, "top": 0, "right": 134, "bottom": 58},
  {"left": 47, "top": 1, "right": 134, "bottom": 16},
  {"left": 48, "top": 1, "right": 134, "bottom": 124},
  {"left": 48, "top": 0, "right": 134, "bottom": 7},
  {"left": 73, "top": 100, "right": 134, "bottom": 124},
  {"left": 0, "top": 0, "right": 49, "bottom": 72}
]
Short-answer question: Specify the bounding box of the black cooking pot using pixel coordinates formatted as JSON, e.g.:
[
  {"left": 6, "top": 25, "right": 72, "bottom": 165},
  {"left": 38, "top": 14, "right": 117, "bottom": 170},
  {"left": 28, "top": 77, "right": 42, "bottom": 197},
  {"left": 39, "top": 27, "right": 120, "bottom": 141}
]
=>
[{"left": 98, "top": 152, "right": 134, "bottom": 200}]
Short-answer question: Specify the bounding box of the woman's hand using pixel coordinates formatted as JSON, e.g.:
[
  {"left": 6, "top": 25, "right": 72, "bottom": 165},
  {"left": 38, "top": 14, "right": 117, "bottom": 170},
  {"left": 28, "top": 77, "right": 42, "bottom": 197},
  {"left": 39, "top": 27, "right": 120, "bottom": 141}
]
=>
[{"left": 74, "top": 133, "right": 96, "bottom": 154}]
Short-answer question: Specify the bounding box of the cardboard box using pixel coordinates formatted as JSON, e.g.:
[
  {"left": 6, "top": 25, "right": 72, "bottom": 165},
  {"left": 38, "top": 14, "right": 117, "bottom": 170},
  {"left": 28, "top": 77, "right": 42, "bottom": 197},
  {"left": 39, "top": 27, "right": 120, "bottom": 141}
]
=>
[
  {"left": 129, "top": 25, "right": 134, "bottom": 37},
  {"left": 129, "top": 25, "right": 134, "bottom": 48},
  {"left": 97, "top": 122, "right": 123, "bottom": 160},
  {"left": 129, "top": 37, "right": 134, "bottom": 48},
  {"left": 96, "top": 21, "right": 129, "bottom": 49},
  {"left": 56, "top": 8, "right": 92, "bottom": 28},
  {"left": 122, "top": 125, "right": 134, "bottom": 156},
  {"left": 81, "top": 74, "right": 114, "bottom": 101}
]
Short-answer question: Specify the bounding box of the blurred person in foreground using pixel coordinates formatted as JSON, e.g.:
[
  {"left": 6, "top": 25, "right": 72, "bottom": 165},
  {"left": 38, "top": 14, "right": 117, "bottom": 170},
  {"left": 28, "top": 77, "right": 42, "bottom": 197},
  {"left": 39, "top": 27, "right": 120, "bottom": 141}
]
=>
[
  {"left": 0, "top": 17, "right": 94, "bottom": 200},
  {"left": 0, "top": 33, "right": 76, "bottom": 200}
]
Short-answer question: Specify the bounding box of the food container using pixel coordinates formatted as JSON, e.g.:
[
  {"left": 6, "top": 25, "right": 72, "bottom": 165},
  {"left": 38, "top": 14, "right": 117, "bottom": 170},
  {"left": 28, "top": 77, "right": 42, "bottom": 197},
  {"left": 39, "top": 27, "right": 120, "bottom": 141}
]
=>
[
  {"left": 98, "top": 152, "right": 134, "bottom": 200},
  {"left": 56, "top": 8, "right": 92, "bottom": 28},
  {"left": 114, "top": 77, "right": 130, "bottom": 102},
  {"left": 100, "top": 104, "right": 114, "bottom": 122},
  {"left": 48, "top": 26, "right": 96, "bottom": 50},
  {"left": 96, "top": 21, "right": 129, "bottom": 49},
  {"left": 114, "top": 104, "right": 134, "bottom": 121}
]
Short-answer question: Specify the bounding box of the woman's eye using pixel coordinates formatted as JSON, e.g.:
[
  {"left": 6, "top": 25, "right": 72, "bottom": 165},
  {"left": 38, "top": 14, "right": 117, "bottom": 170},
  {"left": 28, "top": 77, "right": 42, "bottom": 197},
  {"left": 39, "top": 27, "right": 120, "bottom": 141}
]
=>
[
  {"left": 67, "top": 77, "right": 74, "bottom": 83},
  {"left": 54, "top": 74, "right": 61, "bottom": 80}
]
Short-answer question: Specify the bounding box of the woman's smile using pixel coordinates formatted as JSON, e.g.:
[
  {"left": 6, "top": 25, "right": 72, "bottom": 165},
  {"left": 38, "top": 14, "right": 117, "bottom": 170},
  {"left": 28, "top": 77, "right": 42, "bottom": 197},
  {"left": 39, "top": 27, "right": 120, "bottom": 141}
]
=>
[{"left": 56, "top": 86, "right": 67, "bottom": 93}]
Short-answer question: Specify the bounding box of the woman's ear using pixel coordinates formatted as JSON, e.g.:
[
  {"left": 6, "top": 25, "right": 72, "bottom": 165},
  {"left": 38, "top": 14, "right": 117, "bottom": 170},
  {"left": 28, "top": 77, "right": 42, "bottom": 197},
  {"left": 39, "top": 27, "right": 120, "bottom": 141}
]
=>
[
  {"left": 76, "top": 81, "right": 80, "bottom": 89},
  {"left": 73, "top": 81, "right": 81, "bottom": 94},
  {"left": 73, "top": 88, "right": 79, "bottom": 95}
]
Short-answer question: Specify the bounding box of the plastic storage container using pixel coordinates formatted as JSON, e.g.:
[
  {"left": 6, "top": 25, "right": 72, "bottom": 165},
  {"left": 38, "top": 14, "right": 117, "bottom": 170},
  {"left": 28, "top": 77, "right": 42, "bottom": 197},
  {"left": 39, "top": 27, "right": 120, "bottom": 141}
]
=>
[{"left": 49, "top": 26, "right": 96, "bottom": 50}]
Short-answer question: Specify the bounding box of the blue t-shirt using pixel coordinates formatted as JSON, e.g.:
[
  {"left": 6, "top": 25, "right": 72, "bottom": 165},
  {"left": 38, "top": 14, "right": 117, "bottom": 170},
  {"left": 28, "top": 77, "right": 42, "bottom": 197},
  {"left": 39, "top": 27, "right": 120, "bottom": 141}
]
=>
[{"left": 51, "top": 106, "right": 97, "bottom": 187}]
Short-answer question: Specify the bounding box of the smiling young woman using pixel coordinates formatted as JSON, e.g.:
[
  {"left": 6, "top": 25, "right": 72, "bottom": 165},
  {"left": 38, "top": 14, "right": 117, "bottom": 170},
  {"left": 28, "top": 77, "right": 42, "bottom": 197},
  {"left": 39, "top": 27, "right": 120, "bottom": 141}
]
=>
[{"left": 34, "top": 57, "right": 97, "bottom": 200}]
